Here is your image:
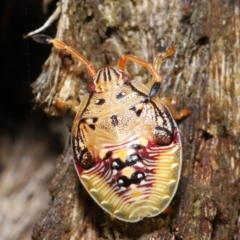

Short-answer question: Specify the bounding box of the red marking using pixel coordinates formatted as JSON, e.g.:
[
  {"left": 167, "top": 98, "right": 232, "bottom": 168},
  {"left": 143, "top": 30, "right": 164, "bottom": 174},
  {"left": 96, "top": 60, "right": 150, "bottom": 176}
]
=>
[
  {"left": 121, "top": 72, "right": 130, "bottom": 83},
  {"left": 74, "top": 160, "right": 84, "bottom": 175},
  {"left": 173, "top": 129, "right": 180, "bottom": 145},
  {"left": 75, "top": 135, "right": 181, "bottom": 205},
  {"left": 88, "top": 82, "right": 96, "bottom": 92}
]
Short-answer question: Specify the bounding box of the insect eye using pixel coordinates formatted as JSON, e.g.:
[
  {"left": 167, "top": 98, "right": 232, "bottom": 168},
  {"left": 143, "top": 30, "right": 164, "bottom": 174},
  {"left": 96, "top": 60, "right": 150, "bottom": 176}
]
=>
[{"left": 88, "top": 82, "right": 96, "bottom": 92}]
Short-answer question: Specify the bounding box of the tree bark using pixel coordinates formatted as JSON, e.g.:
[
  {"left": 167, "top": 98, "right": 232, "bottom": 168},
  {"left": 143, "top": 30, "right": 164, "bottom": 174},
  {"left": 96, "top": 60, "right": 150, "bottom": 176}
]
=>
[{"left": 31, "top": 0, "right": 240, "bottom": 239}]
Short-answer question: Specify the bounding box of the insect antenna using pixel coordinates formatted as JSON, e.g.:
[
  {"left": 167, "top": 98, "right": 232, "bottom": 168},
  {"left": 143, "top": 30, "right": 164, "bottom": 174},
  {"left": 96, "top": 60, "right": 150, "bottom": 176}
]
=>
[{"left": 32, "top": 34, "right": 97, "bottom": 78}]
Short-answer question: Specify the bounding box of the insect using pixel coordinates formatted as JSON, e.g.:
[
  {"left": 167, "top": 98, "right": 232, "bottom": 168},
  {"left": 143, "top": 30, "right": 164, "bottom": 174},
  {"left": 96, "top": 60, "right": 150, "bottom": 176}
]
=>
[{"left": 32, "top": 34, "right": 190, "bottom": 222}]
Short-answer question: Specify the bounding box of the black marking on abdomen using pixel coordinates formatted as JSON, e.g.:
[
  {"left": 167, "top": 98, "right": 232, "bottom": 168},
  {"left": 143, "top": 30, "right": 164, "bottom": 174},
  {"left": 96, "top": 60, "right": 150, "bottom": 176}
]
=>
[
  {"left": 130, "top": 144, "right": 144, "bottom": 150},
  {"left": 117, "top": 176, "right": 131, "bottom": 188},
  {"left": 131, "top": 171, "right": 145, "bottom": 184},
  {"left": 126, "top": 154, "right": 142, "bottom": 166},
  {"left": 117, "top": 171, "right": 145, "bottom": 187},
  {"left": 103, "top": 151, "right": 113, "bottom": 160},
  {"left": 111, "top": 158, "right": 126, "bottom": 170},
  {"left": 111, "top": 115, "right": 118, "bottom": 126}
]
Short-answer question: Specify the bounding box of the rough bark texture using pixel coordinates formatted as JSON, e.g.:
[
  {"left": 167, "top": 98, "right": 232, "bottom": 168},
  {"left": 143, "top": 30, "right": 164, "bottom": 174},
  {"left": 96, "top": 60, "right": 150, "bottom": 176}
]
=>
[{"left": 30, "top": 0, "right": 240, "bottom": 239}]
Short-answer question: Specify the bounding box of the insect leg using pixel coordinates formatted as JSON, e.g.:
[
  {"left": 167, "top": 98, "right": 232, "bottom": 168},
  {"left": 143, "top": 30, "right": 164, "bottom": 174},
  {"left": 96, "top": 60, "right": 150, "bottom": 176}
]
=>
[
  {"left": 160, "top": 97, "right": 190, "bottom": 120},
  {"left": 54, "top": 100, "right": 79, "bottom": 113},
  {"left": 152, "top": 46, "right": 175, "bottom": 73}
]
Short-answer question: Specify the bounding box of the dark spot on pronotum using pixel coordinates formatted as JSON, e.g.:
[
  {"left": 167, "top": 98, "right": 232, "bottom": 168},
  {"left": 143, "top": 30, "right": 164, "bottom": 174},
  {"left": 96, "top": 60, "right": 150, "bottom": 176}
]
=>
[
  {"left": 96, "top": 98, "right": 105, "bottom": 105},
  {"left": 129, "top": 106, "right": 143, "bottom": 117},
  {"left": 116, "top": 92, "right": 126, "bottom": 99},
  {"left": 136, "top": 109, "right": 142, "bottom": 117},
  {"left": 92, "top": 117, "right": 98, "bottom": 123},
  {"left": 111, "top": 115, "right": 118, "bottom": 126},
  {"left": 89, "top": 124, "right": 95, "bottom": 130}
]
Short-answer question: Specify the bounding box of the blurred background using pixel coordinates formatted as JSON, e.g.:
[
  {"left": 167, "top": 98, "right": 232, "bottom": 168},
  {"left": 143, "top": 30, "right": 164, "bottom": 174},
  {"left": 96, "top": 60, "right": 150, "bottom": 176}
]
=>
[{"left": 0, "top": 0, "right": 65, "bottom": 239}]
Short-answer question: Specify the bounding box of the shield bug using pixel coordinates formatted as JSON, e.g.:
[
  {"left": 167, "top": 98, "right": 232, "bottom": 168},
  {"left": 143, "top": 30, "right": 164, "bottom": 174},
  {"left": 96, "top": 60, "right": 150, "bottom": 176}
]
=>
[{"left": 32, "top": 34, "right": 190, "bottom": 222}]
